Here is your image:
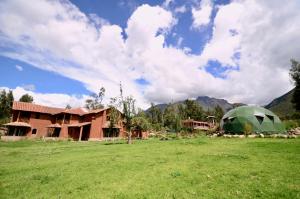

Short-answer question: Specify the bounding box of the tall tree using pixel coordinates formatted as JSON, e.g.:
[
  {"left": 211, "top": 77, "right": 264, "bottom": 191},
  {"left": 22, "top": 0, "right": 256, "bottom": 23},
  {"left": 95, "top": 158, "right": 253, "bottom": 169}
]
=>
[
  {"left": 0, "top": 90, "right": 14, "bottom": 123},
  {"left": 85, "top": 87, "right": 105, "bottom": 110},
  {"left": 290, "top": 59, "right": 300, "bottom": 111},
  {"left": 213, "top": 105, "right": 224, "bottom": 122},
  {"left": 119, "top": 83, "right": 136, "bottom": 144},
  {"left": 19, "top": 93, "right": 33, "bottom": 103},
  {"left": 184, "top": 99, "right": 204, "bottom": 120},
  {"left": 65, "top": 104, "right": 72, "bottom": 109},
  {"left": 163, "top": 104, "right": 178, "bottom": 131}
]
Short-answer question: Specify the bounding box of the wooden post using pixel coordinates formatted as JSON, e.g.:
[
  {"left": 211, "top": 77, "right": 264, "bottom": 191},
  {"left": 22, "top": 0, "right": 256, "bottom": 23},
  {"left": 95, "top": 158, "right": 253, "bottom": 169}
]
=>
[
  {"left": 79, "top": 126, "right": 83, "bottom": 141},
  {"left": 13, "top": 127, "right": 17, "bottom": 136},
  {"left": 17, "top": 111, "right": 20, "bottom": 122}
]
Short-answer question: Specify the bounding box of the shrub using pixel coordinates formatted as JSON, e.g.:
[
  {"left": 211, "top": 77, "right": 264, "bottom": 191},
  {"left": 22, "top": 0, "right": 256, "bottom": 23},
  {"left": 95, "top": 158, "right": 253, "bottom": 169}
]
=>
[
  {"left": 244, "top": 123, "right": 253, "bottom": 137},
  {"left": 284, "top": 120, "right": 300, "bottom": 130}
]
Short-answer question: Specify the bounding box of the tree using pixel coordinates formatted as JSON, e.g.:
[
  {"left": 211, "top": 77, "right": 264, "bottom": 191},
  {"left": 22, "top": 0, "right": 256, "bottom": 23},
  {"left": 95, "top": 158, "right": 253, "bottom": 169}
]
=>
[
  {"left": 131, "top": 116, "right": 150, "bottom": 132},
  {"left": 213, "top": 105, "right": 224, "bottom": 122},
  {"left": 108, "top": 97, "right": 121, "bottom": 130},
  {"left": 119, "top": 83, "right": 136, "bottom": 144},
  {"left": 183, "top": 99, "right": 204, "bottom": 120},
  {"left": 85, "top": 87, "right": 105, "bottom": 110},
  {"left": 163, "top": 103, "right": 178, "bottom": 131},
  {"left": 0, "top": 89, "right": 14, "bottom": 123},
  {"left": 65, "top": 104, "right": 72, "bottom": 109},
  {"left": 19, "top": 93, "right": 33, "bottom": 103},
  {"left": 290, "top": 59, "right": 300, "bottom": 111}
]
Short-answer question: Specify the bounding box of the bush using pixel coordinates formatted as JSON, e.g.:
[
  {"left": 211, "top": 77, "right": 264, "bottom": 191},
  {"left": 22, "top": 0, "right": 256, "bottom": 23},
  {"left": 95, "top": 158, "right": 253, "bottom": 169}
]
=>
[
  {"left": 283, "top": 120, "right": 300, "bottom": 130},
  {"left": 244, "top": 123, "right": 253, "bottom": 137}
]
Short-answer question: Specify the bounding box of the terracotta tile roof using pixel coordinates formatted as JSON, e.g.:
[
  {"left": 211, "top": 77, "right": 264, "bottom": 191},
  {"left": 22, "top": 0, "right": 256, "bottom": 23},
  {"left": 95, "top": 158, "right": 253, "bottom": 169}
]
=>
[
  {"left": 13, "top": 101, "right": 63, "bottom": 115},
  {"left": 12, "top": 101, "right": 108, "bottom": 116},
  {"left": 4, "top": 121, "right": 31, "bottom": 127}
]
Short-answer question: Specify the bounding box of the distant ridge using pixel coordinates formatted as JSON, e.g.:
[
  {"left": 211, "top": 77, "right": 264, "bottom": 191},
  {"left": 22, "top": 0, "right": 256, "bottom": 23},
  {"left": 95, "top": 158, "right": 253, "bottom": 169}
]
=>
[
  {"left": 146, "top": 96, "right": 246, "bottom": 113},
  {"left": 265, "top": 88, "right": 296, "bottom": 117}
]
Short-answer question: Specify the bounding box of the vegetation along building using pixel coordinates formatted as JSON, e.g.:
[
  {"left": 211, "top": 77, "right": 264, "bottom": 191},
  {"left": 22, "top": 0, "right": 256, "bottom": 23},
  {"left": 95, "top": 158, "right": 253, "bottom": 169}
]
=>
[
  {"left": 220, "top": 106, "right": 285, "bottom": 134},
  {"left": 2, "top": 101, "right": 142, "bottom": 141}
]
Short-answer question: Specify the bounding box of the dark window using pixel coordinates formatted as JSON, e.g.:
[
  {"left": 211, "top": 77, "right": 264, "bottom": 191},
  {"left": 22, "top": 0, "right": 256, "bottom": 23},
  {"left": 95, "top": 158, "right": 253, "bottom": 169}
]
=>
[
  {"left": 266, "top": 115, "right": 274, "bottom": 123},
  {"left": 255, "top": 116, "right": 264, "bottom": 124},
  {"left": 223, "top": 117, "right": 229, "bottom": 123},
  {"left": 32, "top": 129, "right": 37, "bottom": 134},
  {"left": 229, "top": 117, "right": 236, "bottom": 122},
  {"left": 64, "top": 114, "right": 70, "bottom": 124},
  {"left": 35, "top": 113, "right": 40, "bottom": 119},
  {"left": 103, "top": 128, "right": 119, "bottom": 137}
]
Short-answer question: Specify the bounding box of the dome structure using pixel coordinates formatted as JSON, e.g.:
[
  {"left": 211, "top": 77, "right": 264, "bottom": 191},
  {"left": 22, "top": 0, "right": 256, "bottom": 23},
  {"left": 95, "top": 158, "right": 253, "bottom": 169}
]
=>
[{"left": 220, "top": 106, "right": 285, "bottom": 134}]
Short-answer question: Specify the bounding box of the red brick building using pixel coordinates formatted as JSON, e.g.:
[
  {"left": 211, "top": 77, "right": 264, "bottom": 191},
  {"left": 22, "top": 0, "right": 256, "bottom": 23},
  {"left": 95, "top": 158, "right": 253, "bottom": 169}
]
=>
[{"left": 3, "top": 101, "right": 127, "bottom": 141}]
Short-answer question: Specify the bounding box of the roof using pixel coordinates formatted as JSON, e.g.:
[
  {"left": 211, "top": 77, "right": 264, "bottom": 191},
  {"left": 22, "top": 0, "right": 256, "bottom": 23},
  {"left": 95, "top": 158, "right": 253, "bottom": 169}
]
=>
[
  {"left": 68, "top": 122, "right": 91, "bottom": 127},
  {"left": 13, "top": 101, "right": 63, "bottom": 115},
  {"left": 4, "top": 122, "right": 31, "bottom": 127},
  {"left": 12, "top": 101, "right": 108, "bottom": 116},
  {"left": 62, "top": 107, "right": 89, "bottom": 115}
]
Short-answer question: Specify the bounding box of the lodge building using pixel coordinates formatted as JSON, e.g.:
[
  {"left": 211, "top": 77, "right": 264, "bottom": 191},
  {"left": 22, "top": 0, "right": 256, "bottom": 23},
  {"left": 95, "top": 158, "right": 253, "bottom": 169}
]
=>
[{"left": 3, "top": 101, "right": 129, "bottom": 141}]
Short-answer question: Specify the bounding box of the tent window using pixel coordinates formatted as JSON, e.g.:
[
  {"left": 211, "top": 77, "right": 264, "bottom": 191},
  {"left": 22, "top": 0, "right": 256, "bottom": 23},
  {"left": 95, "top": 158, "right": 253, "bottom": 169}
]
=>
[
  {"left": 255, "top": 116, "right": 264, "bottom": 124},
  {"left": 266, "top": 115, "right": 274, "bottom": 123},
  {"left": 229, "top": 117, "right": 236, "bottom": 122},
  {"left": 223, "top": 118, "right": 228, "bottom": 123}
]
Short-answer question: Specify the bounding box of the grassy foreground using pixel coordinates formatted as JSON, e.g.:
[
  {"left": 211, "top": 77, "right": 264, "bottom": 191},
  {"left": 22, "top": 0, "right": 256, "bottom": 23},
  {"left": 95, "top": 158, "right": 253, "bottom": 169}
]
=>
[{"left": 0, "top": 138, "right": 299, "bottom": 199}]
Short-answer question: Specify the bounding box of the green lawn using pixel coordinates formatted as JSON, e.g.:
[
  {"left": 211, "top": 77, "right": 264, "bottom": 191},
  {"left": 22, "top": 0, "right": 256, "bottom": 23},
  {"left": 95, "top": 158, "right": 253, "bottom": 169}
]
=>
[{"left": 0, "top": 138, "right": 299, "bottom": 199}]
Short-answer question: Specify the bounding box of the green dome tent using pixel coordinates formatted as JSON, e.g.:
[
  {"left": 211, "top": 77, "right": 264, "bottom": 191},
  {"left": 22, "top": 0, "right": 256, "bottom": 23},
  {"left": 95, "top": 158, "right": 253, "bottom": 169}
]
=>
[{"left": 220, "top": 106, "right": 285, "bottom": 134}]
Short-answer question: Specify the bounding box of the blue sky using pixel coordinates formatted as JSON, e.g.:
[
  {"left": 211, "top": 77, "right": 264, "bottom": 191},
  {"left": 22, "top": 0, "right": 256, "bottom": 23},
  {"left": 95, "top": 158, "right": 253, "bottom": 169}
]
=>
[{"left": 0, "top": 0, "right": 299, "bottom": 108}]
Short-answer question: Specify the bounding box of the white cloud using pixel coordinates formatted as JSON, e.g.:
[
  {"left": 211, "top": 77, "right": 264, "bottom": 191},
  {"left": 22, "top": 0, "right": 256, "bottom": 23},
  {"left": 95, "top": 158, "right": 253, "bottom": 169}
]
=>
[
  {"left": 22, "top": 84, "right": 35, "bottom": 91},
  {"left": 0, "top": 86, "right": 88, "bottom": 108},
  {"left": 174, "top": 5, "right": 187, "bottom": 13},
  {"left": 15, "top": 64, "right": 23, "bottom": 71},
  {"left": 191, "top": 0, "right": 213, "bottom": 29},
  {"left": 200, "top": 2, "right": 243, "bottom": 66},
  {"left": 0, "top": 0, "right": 299, "bottom": 109}
]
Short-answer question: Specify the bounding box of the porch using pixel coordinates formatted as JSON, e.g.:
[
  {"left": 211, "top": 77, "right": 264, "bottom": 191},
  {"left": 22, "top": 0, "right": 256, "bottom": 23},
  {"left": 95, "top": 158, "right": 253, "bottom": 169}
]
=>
[{"left": 68, "top": 122, "right": 91, "bottom": 141}]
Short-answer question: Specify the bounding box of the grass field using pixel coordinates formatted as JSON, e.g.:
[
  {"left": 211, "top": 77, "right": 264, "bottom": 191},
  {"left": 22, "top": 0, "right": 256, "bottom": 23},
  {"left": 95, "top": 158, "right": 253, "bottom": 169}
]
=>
[{"left": 0, "top": 137, "right": 299, "bottom": 199}]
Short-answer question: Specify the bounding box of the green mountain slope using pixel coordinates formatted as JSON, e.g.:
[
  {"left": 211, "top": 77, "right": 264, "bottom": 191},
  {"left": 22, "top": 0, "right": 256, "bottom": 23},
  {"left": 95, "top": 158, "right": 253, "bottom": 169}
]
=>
[{"left": 265, "top": 88, "right": 296, "bottom": 117}]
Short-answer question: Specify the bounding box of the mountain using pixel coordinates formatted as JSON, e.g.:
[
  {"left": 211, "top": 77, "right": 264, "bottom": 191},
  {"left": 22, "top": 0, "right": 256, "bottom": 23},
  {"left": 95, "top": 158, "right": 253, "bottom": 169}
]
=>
[
  {"left": 195, "top": 96, "right": 234, "bottom": 111},
  {"left": 146, "top": 96, "right": 245, "bottom": 113},
  {"left": 265, "top": 88, "right": 296, "bottom": 117}
]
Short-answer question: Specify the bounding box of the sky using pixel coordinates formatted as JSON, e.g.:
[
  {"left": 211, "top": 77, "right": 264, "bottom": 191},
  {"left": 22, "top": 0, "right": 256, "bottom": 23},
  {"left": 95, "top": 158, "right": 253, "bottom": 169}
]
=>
[{"left": 0, "top": 0, "right": 299, "bottom": 109}]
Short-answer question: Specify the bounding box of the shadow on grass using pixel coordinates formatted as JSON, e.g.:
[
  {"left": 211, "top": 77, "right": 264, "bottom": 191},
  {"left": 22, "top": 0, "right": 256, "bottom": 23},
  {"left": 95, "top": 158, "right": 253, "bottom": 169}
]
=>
[{"left": 103, "top": 142, "right": 126, "bottom": 145}]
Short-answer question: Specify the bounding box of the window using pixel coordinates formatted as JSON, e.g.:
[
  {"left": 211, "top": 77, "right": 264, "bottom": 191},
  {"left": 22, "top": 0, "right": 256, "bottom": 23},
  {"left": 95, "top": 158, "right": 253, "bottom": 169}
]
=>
[
  {"left": 266, "top": 115, "right": 274, "bottom": 123},
  {"left": 35, "top": 113, "right": 40, "bottom": 119},
  {"left": 229, "top": 117, "right": 236, "bottom": 122},
  {"left": 32, "top": 129, "right": 37, "bottom": 134},
  {"left": 223, "top": 117, "right": 229, "bottom": 123},
  {"left": 64, "top": 114, "right": 70, "bottom": 124},
  {"left": 106, "top": 115, "right": 110, "bottom": 121},
  {"left": 255, "top": 115, "right": 264, "bottom": 124}
]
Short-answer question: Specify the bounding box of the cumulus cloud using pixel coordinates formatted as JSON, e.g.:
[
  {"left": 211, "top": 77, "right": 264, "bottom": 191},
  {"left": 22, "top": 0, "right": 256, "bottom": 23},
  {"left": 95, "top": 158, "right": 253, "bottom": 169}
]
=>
[
  {"left": 0, "top": 86, "right": 88, "bottom": 108},
  {"left": 174, "top": 5, "right": 187, "bottom": 14},
  {"left": 191, "top": 0, "right": 213, "bottom": 29},
  {"left": 0, "top": 0, "right": 299, "bottom": 109}
]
